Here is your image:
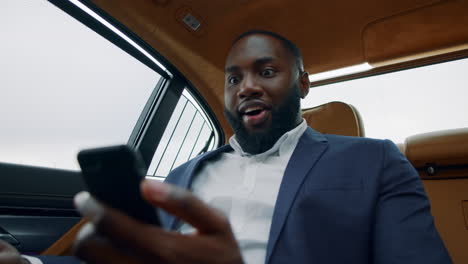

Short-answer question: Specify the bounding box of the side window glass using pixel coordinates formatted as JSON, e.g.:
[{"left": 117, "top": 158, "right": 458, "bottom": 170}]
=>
[
  {"left": 147, "top": 89, "right": 218, "bottom": 178},
  {"left": 0, "top": 0, "right": 162, "bottom": 170}
]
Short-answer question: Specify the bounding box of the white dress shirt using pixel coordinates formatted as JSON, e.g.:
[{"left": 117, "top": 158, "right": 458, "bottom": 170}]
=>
[{"left": 180, "top": 120, "right": 307, "bottom": 264}]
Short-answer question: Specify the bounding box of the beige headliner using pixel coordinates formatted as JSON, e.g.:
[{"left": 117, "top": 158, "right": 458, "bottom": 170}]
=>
[{"left": 91, "top": 0, "right": 468, "bottom": 135}]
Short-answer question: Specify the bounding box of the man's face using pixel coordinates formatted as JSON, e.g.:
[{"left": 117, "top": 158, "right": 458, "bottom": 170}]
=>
[{"left": 224, "top": 34, "right": 309, "bottom": 153}]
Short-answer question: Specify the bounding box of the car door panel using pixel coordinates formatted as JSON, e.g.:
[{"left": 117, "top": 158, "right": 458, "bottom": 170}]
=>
[
  {"left": 0, "top": 162, "right": 85, "bottom": 253},
  {"left": 0, "top": 216, "right": 80, "bottom": 254}
]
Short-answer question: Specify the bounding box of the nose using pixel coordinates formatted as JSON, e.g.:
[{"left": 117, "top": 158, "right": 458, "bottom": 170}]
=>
[{"left": 237, "top": 74, "right": 263, "bottom": 99}]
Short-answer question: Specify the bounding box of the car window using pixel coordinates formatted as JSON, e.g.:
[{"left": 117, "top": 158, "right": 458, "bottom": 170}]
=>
[
  {"left": 0, "top": 0, "right": 161, "bottom": 170},
  {"left": 147, "top": 89, "right": 219, "bottom": 178},
  {"left": 302, "top": 58, "right": 468, "bottom": 143}
]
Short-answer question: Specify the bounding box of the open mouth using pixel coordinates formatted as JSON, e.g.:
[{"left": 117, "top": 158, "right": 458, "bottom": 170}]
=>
[
  {"left": 243, "top": 106, "right": 265, "bottom": 116},
  {"left": 239, "top": 104, "right": 270, "bottom": 126}
]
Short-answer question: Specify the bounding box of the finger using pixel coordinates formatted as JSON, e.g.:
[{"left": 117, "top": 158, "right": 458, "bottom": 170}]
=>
[
  {"left": 140, "top": 180, "right": 231, "bottom": 235},
  {"left": 0, "top": 240, "right": 23, "bottom": 264},
  {"left": 74, "top": 192, "right": 177, "bottom": 259},
  {"left": 0, "top": 239, "right": 16, "bottom": 252},
  {"left": 73, "top": 223, "right": 147, "bottom": 264},
  {"left": 0, "top": 239, "right": 16, "bottom": 254}
]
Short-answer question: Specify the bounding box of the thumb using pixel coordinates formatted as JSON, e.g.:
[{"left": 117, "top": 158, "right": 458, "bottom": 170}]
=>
[{"left": 0, "top": 240, "right": 25, "bottom": 264}]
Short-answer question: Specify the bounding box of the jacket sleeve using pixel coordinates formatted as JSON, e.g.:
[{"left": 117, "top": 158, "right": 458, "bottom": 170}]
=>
[
  {"left": 34, "top": 256, "right": 81, "bottom": 264},
  {"left": 373, "top": 140, "right": 452, "bottom": 263}
]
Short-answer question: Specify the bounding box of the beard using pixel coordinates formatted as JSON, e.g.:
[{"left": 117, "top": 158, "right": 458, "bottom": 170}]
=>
[{"left": 224, "top": 84, "right": 302, "bottom": 154}]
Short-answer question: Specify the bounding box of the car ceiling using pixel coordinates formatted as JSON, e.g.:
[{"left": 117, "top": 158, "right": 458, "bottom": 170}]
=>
[{"left": 90, "top": 0, "right": 468, "bottom": 135}]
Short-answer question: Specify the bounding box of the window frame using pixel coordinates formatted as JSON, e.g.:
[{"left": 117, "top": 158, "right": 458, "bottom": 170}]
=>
[
  {"left": 146, "top": 88, "right": 221, "bottom": 178},
  {"left": 47, "top": 0, "right": 224, "bottom": 170}
]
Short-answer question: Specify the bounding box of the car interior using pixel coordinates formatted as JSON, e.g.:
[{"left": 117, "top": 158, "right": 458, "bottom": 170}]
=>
[{"left": 1, "top": 0, "right": 467, "bottom": 262}]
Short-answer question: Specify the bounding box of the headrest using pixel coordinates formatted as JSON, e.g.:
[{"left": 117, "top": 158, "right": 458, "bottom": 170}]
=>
[
  {"left": 302, "top": 101, "right": 365, "bottom": 137},
  {"left": 405, "top": 128, "right": 468, "bottom": 168}
]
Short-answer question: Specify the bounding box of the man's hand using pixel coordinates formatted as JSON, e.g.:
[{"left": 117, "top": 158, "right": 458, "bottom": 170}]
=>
[
  {"left": 73, "top": 180, "right": 243, "bottom": 264},
  {"left": 0, "top": 240, "right": 28, "bottom": 264}
]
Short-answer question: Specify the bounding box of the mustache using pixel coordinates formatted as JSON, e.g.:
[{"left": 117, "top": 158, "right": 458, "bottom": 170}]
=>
[{"left": 223, "top": 84, "right": 301, "bottom": 154}]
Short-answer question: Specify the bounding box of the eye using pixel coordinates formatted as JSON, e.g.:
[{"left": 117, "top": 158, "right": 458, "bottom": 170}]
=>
[
  {"left": 260, "top": 68, "right": 276, "bottom": 77},
  {"left": 227, "top": 76, "right": 240, "bottom": 85}
]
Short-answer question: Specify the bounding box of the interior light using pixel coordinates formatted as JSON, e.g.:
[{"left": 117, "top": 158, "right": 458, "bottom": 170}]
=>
[
  {"left": 68, "top": 0, "right": 172, "bottom": 77},
  {"left": 308, "top": 63, "right": 373, "bottom": 82}
]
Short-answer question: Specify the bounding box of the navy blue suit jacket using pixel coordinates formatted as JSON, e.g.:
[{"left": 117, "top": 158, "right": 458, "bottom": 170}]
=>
[{"left": 162, "top": 127, "right": 452, "bottom": 264}]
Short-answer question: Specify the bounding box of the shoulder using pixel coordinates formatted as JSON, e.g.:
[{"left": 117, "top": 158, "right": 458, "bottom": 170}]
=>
[
  {"left": 331, "top": 134, "right": 401, "bottom": 158},
  {"left": 300, "top": 128, "right": 404, "bottom": 167},
  {"left": 303, "top": 127, "right": 399, "bottom": 156},
  {"left": 320, "top": 133, "right": 413, "bottom": 181},
  {"left": 297, "top": 129, "right": 415, "bottom": 192},
  {"left": 325, "top": 133, "right": 390, "bottom": 148}
]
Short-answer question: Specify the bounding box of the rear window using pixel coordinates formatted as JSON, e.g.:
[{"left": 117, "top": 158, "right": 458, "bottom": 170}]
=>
[{"left": 302, "top": 58, "right": 468, "bottom": 143}]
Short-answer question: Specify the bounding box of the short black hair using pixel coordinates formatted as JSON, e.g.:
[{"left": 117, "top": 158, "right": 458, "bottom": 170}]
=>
[{"left": 232, "top": 30, "right": 304, "bottom": 70}]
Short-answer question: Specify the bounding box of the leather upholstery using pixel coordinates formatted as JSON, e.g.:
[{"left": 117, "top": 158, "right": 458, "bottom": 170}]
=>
[
  {"left": 403, "top": 127, "right": 468, "bottom": 263},
  {"left": 405, "top": 127, "right": 468, "bottom": 168},
  {"left": 302, "top": 101, "right": 365, "bottom": 137}
]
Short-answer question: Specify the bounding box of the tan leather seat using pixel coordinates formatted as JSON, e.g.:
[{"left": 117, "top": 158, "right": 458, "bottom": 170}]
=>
[
  {"left": 405, "top": 127, "right": 468, "bottom": 263},
  {"left": 302, "top": 101, "right": 365, "bottom": 137}
]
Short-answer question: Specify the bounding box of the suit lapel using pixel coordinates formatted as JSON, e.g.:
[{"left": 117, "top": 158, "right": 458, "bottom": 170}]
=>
[
  {"left": 166, "top": 145, "right": 233, "bottom": 230},
  {"left": 265, "top": 128, "right": 328, "bottom": 264}
]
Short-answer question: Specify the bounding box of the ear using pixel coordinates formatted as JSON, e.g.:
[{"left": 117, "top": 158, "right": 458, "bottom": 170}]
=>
[{"left": 299, "top": 71, "right": 310, "bottom": 99}]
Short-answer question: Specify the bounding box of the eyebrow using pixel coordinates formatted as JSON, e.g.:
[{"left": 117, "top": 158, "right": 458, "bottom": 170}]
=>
[
  {"left": 225, "top": 65, "right": 240, "bottom": 74},
  {"left": 254, "top": 56, "right": 274, "bottom": 67},
  {"left": 225, "top": 56, "right": 275, "bottom": 73}
]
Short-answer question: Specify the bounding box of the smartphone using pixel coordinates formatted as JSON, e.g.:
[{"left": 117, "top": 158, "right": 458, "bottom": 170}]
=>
[{"left": 77, "top": 145, "right": 160, "bottom": 226}]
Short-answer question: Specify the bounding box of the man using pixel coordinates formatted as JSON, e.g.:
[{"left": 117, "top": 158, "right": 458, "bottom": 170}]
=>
[{"left": 0, "top": 30, "right": 451, "bottom": 264}]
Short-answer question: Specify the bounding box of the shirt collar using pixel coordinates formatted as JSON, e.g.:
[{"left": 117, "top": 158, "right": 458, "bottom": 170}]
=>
[{"left": 229, "top": 119, "right": 307, "bottom": 158}]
